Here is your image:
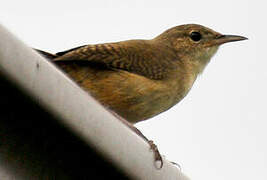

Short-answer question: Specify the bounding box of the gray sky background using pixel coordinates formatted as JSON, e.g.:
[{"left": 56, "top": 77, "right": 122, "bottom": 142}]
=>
[{"left": 0, "top": 0, "right": 265, "bottom": 180}]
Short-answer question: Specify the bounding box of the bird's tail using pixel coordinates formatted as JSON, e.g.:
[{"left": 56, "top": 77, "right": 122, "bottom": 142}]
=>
[{"left": 34, "top": 49, "right": 58, "bottom": 60}]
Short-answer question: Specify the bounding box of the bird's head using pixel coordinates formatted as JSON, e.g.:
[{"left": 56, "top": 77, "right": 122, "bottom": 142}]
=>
[{"left": 155, "top": 24, "right": 247, "bottom": 74}]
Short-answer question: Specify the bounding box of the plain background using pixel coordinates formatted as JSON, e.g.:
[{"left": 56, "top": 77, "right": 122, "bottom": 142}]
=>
[{"left": 0, "top": 0, "right": 265, "bottom": 180}]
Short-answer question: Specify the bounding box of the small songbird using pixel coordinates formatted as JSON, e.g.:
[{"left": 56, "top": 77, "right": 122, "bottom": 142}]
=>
[{"left": 35, "top": 24, "right": 247, "bottom": 167}]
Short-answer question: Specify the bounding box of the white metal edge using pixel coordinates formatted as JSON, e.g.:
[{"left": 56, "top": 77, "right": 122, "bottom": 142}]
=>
[{"left": 0, "top": 24, "right": 190, "bottom": 180}]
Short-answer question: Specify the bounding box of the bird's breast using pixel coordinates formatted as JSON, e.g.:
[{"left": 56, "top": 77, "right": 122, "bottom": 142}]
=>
[
  {"left": 89, "top": 70, "right": 176, "bottom": 123},
  {"left": 58, "top": 62, "right": 187, "bottom": 123}
]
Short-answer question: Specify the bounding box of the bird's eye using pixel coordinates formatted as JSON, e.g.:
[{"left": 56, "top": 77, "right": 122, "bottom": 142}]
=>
[{"left": 190, "top": 32, "right": 202, "bottom": 42}]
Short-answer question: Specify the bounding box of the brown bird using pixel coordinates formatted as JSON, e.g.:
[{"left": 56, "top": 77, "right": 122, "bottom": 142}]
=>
[{"left": 35, "top": 24, "right": 247, "bottom": 168}]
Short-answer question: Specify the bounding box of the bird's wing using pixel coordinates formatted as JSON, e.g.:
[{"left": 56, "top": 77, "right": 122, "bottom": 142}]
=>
[{"left": 35, "top": 42, "right": 175, "bottom": 80}]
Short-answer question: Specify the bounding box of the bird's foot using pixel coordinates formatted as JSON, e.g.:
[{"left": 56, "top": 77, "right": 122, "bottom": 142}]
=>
[
  {"left": 170, "top": 161, "right": 181, "bottom": 170},
  {"left": 108, "top": 110, "right": 164, "bottom": 169},
  {"left": 148, "top": 140, "right": 163, "bottom": 169}
]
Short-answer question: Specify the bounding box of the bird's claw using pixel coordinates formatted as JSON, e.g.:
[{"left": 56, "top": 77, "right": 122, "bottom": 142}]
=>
[
  {"left": 148, "top": 140, "right": 163, "bottom": 169},
  {"left": 171, "top": 161, "right": 181, "bottom": 170}
]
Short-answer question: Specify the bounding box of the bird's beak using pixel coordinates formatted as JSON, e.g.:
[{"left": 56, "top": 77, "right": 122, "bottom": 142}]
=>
[{"left": 214, "top": 34, "right": 248, "bottom": 45}]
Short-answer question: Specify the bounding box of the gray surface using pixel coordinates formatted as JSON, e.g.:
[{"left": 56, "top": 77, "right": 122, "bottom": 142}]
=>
[{"left": 0, "top": 24, "right": 189, "bottom": 180}]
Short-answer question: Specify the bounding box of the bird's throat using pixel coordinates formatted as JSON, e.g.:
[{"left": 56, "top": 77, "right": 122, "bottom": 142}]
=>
[{"left": 188, "top": 46, "right": 219, "bottom": 75}]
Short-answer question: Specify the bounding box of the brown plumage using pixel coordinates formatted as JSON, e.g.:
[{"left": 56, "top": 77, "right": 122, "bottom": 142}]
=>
[{"left": 35, "top": 24, "right": 247, "bottom": 124}]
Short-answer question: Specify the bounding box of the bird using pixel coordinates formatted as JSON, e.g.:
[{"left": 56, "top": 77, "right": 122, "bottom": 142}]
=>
[{"left": 35, "top": 24, "right": 247, "bottom": 168}]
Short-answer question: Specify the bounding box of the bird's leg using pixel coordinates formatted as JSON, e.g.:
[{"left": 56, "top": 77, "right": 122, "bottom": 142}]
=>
[
  {"left": 110, "top": 111, "right": 163, "bottom": 169},
  {"left": 120, "top": 116, "right": 181, "bottom": 170}
]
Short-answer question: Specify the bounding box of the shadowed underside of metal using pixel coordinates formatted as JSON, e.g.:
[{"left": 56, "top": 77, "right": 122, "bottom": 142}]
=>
[{"left": 0, "top": 24, "right": 189, "bottom": 180}]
